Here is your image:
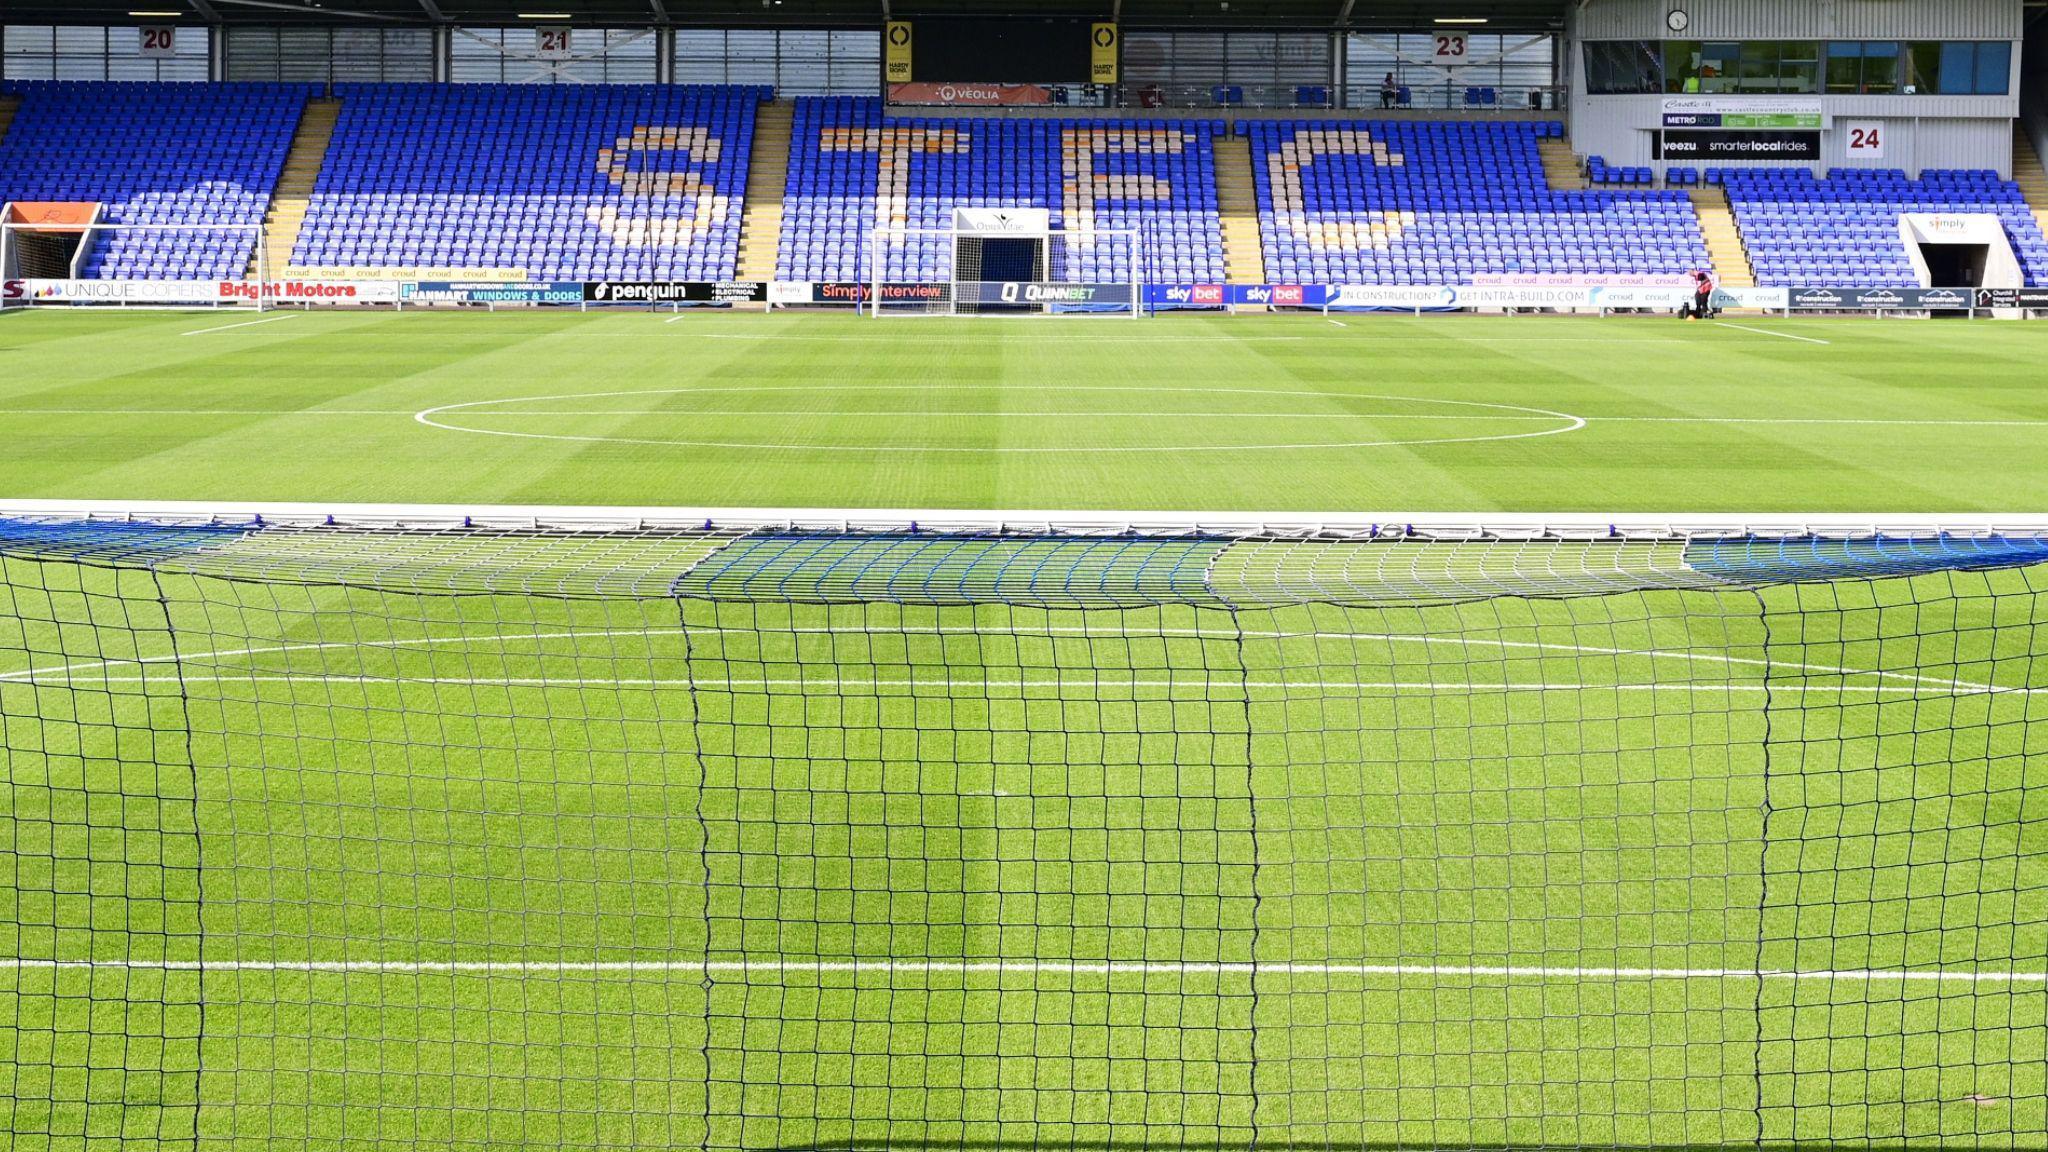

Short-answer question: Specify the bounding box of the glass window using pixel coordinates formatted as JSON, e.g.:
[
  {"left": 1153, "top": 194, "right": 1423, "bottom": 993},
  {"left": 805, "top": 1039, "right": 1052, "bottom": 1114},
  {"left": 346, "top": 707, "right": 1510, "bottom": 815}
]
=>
[
  {"left": 1777, "top": 41, "right": 1821, "bottom": 94},
  {"left": 450, "top": 27, "right": 657, "bottom": 84},
  {"left": 1936, "top": 41, "right": 1976, "bottom": 94},
  {"left": 1904, "top": 42, "right": 1942, "bottom": 94},
  {"left": 3, "top": 23, "right": 209, "bottom": 80},
  {"left": 1737, "top": 40, "right": 1779, "bottom": 91},
  {"left": 1974, "top": 41, "right": 2011, "bottom": 95},
  {"left": 1696, "top": 42, "right": 1740, "bottom": 93},
  {"left": 1824, "top": 41, "right": 1862, "bottom": 93},
  {"left": 1858, "top": 41, "right": 1898, "bottom": 94},
  {"left": 224, "top": 26, "right": 433, "bottom": 82},
  {"left": 673, "top": 28, "right": 878, "bottom": 95},
  {"left": 1584, "top": 39, "right": 1660, "bottom": 95}
]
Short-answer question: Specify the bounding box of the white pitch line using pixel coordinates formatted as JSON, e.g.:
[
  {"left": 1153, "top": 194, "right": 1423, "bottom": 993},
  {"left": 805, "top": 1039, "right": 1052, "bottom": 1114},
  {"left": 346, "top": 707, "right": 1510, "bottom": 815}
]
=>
[
  {"left": 0, "top": 624, "right": 2003, "bottom": 696},
  {"left": 1715, "top": 322, "right": 1830, "bottom": 346},
  {"left": 7, "top": 408, "right": 2048, "bottom": 430},
  {"left": 7, "top": 673, "right": 2034, "bottom": 696},
  {"left": 180, "top": 314, "right": 294, "bottom": 337},
  {"left": 1328, "top": 319, "right": 1348, "bottom": 328},
  {"left": 0, "top": 409, "right": 413, "bottom": 417},
  {"left": 699, "top": 333, "right": 1306, "bottom": 343},
  {"left": 2, "top": 958, "right": 2042, "bottom": 983}
]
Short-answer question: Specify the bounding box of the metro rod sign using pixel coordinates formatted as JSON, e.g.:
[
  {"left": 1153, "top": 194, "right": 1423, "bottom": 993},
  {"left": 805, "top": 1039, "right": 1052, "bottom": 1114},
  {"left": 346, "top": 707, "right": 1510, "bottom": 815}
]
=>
[{"left": 1656, "top": 98, "right": 1822, "bottom": 161}]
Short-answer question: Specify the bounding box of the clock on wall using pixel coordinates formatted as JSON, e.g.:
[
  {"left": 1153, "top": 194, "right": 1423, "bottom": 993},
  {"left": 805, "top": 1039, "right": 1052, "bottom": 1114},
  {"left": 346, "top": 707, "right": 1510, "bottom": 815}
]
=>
[{"left": 1666, "top": 9, "right": 1690, "bottom": 33}]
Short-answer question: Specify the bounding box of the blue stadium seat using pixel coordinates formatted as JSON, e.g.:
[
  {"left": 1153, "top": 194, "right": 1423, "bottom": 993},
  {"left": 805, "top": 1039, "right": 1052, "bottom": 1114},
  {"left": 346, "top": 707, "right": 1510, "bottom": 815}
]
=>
[
  {"left": 1723, "top": 167, "right": 2048, "bottom": 287},
  {"left": 0, "top": 80, "right": 314, "bottom": 280},
  {"left": 1245, "top": 120, "right": 1711, "bottom": 285},
  {"left": 775, "top": 97, "right": 1226, "bottom": 285},
  {"left": 293, "top": 83, "right": 766, "bottom": 279}
]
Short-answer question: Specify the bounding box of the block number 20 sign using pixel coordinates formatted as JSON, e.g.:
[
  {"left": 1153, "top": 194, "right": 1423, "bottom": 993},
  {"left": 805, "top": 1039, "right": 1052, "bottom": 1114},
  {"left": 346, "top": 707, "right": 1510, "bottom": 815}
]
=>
[{"left": 138, "top": 26, "right": 177, "bottom": 59}]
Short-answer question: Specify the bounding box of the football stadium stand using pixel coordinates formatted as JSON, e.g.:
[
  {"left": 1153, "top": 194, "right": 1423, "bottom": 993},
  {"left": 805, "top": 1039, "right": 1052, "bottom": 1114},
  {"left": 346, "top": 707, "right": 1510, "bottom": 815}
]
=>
[
  {"left": 775, "top": 96, "right": 1227, "bottom": 285},
  {"left": 1246, "top": 119, "right": 1712, "bottom": 284},
  {"left": 1718, "top": 167, "right": 2048, "bottom": 288},
  {"left": 0, "top": 80, "right": 311, "bottom": 281},
  {"left": 16, "top": 78, "right": 2048, "bottom": 300},
  {"left": 288, "top": 83, "right": 764, "bottom": 280}
]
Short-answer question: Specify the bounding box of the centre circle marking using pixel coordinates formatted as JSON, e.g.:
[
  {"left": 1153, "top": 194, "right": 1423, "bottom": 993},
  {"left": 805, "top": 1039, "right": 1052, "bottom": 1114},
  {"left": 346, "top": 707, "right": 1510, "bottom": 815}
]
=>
[{"left": 413, "top": 385, "right": 1588, "bottom": 454}]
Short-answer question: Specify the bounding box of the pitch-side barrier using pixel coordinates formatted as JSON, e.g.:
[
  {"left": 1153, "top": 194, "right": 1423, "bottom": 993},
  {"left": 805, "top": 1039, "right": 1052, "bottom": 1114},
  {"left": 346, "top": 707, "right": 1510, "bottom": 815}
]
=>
[{"left": 6, "top": 277, "right": 2043, "bottom": 318}]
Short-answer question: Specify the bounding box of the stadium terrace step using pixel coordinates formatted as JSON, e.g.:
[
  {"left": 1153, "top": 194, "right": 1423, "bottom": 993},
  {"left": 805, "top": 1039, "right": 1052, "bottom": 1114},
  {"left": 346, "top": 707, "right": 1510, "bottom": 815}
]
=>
[
  {"left": 2013, "top": 126, "right": 2048, "bottom": 237},
  {"left": 1213, "top": 132, "right": 1267, "bottom": 286},
  {"left": 735, "top": 99, "right": 793, "bottom": 288},
  {"left": 1687, "top": 185, "right": 1755, "bottom": 288},
  {"left": 251, "top": 96, "right": 340, "bottom": 280},
  {"left": 1537, "top": 135, "right": 1587, "bottom": 191}
]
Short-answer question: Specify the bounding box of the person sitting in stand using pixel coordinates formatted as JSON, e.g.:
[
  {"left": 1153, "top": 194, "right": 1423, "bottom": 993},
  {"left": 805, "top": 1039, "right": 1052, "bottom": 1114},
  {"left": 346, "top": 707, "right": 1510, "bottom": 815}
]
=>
[{"left": 1380, "top": 74, "right": 1400, "bottom": 109}]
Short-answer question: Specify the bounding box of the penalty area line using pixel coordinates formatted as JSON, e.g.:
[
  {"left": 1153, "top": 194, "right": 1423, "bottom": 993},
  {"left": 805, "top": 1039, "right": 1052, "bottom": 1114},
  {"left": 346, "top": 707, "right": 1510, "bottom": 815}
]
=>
[
  {"left": 1, "top": 958, "right": 2042, "bottom": 983},
  {"left": 1715, "top": 321, "right": 1830, "bottom": 345},
  {"left": 181, "top": 314, "right": 294, "bottom": 337}
]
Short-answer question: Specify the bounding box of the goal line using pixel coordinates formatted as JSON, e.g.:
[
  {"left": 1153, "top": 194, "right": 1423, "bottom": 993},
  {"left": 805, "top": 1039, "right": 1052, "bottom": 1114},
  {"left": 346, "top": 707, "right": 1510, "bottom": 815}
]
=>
[{"left": 6, "top": 959, "right": 2044, "bottom": 983}]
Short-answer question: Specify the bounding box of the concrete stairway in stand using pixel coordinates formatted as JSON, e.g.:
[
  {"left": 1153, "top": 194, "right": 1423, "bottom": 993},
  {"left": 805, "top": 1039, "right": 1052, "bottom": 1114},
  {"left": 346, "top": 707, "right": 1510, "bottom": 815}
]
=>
[
  {"left": 247, "top": 97, "right": 339, "bottom": 279},
  {"left": 1213, "top": 131, "right": 1266, "bottom": 298},
  {"left": 1687, "top": 185, "right": 1755, "bottom": 288},
  {"left": 1538, "top": 136, "right": 1587, "bottom": 191},
  {"left": 735, "top": 99, "right": 793, "bottom": 291},
  {"left": 2013, "top": 125, "right": 2048, "bottom": 236}
]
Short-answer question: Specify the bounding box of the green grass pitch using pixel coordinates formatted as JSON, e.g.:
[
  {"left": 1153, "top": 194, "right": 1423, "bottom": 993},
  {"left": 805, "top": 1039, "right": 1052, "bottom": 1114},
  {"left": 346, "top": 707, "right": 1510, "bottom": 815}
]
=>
[
  {"left": 1, "top": 310, "right": 2046, "bottom": 1150},
  {"left": 3, "top": 309, "right": 2048, "bottom": 511}
]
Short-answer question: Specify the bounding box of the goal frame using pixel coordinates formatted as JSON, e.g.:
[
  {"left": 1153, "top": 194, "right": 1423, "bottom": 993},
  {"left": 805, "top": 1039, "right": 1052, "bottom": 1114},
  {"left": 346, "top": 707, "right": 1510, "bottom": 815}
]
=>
[
  {"left": 0, "top": 221, "right": 271, "bottom": 310},
  {"left": 867, "top": 226, "right": 1143, "bottom": 319}
]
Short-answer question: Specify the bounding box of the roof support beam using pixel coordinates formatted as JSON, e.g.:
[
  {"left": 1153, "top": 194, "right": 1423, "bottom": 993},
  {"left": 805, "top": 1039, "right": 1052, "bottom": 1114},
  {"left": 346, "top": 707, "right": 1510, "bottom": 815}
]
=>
[
  {"left": 186, "top": 0, "right": 222, "bottom": 22},
  {"left": 210, "top": 0, "right": 417, "bottom": 22},
  {"left": 649, "top": 0, "right": 670, "bottom": 22},
  {"left": 1335, "top": 0, "right": 1354, "bottom": 25},
  {"left": 417, "top": 0, "right": 446, "bottom": 20}
]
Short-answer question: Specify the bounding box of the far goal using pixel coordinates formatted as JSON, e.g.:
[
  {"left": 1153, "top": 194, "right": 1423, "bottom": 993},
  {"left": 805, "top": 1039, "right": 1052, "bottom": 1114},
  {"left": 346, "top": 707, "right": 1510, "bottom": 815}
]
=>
[
  {"left": 870, "top": 210, "right": 1140, "bottom": 317},
  {"left": 0, "top": 220, "right": 271, "bottom": 309}
]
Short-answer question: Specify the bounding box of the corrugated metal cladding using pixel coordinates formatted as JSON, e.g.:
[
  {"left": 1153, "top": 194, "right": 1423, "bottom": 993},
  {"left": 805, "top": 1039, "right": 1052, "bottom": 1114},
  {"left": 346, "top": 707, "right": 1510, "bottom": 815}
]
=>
[
  {"left": 1571, "top": 102, "right": 2016, "bottom": 177},
  {"left": 1575, "top": 0, "right": 2022, "bottom": 40}
]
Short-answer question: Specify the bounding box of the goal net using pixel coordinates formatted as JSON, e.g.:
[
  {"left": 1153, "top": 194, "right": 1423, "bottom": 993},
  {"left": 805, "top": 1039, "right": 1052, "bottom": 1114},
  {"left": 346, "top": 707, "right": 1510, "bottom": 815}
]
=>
[
  {"left": 1, "top": 504, "right": 2044, "bottom": 1149},
  {"left": 0, "top": 222, "right": 270, "bottom": 308},
  {"left": 870, "top": 226, "right": 1141, "bottom": 316}
]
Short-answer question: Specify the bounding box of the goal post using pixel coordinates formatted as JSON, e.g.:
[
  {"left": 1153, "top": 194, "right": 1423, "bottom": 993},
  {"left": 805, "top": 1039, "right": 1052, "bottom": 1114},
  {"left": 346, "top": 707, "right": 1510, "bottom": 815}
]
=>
[
  {"left": 2, "top": 500, "right": 2045, "bottom": 1148},
  {"left": 868, "top": 224, "right": 1142, "bottom": 317},
  {"left": 0, "top": 221, "right": 270, "bottom": 309}
]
